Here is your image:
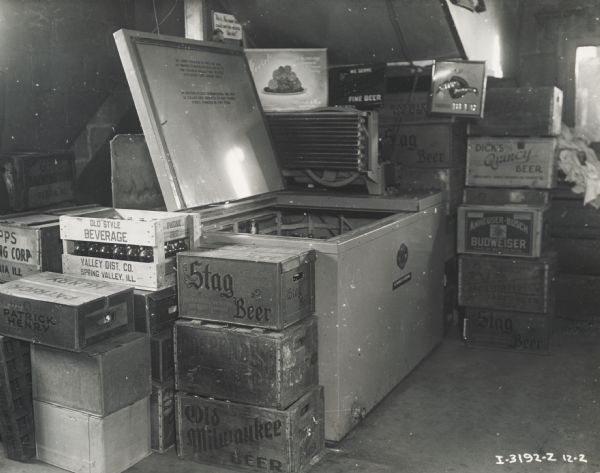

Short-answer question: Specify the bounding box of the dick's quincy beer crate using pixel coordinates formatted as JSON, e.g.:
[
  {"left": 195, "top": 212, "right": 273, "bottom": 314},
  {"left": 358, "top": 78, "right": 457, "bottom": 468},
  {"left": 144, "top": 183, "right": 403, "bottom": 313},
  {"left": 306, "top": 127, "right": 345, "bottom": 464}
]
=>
[
  {"left": 457, "top": 203, "right": 548, "bottom": 257},
  {"left": 175, "top": 317, "right": 318, "bottom": 409},
  {"left": 0, "top": 272, "right": 134, "bottom": 351},
  {"left": 176, "top": 385, "right": 324, "bottom": 473},
  {"left": 60, "top": 208, "right": 201, "bottom": 291},
  {"left": 151, "top": 381, "right": 175, "bottom": 453},
  {"left": 466, "top": 137, "right": 557, "bottom": 188},
  {"left": 177, "top": 245, "right": 315, "bottom": 330}
]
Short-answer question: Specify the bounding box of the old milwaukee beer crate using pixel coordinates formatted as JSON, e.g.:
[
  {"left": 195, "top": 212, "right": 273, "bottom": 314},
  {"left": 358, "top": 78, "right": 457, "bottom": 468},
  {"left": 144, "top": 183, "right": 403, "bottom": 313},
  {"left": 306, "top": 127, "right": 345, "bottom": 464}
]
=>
[
  {"left": 549, "top": 198, "right": 600, "bottom": 239},
  {"left": 177, "top": 245, "right": 315, "bottom": 330},
  {"left": 457, "top": 204, "right": 548, "bottom": 257},
  {"left": 0, "top": 336, "right": 35, "bottom": 461},
  {"left": 551, "top": 237, "right": 600, "bottom": 275},
  {"left": 466, "top": 137, "right": 557, "bottom": 188},
  {"left": 151, "top": 381, "right": 175, "bottom": 453},
  {"left": 463, "top": 307, "right": 552, "bottom": 353},
  {"left": 0, "top": 151, "right": 75, "bottom": 213},
  {"left": 468, "top": 86, "right": 563, "bottom": 136},
  {"left": 0, "top": 272, "right": 134, "bottom": 351},
  {"left": 35, "top": 396, "right": 150, "bottom": 473},
  {"left": 134, "top": 286, "right": 178, "bottom": 335},
  {"left": 60, "top": 208, "right": 201, "bottom": 291},
  {"left": 151, "top": 328, "right": 174, "bottom": 383},
  {"left": 175, "top": 317, "right": 318, "bottom": 409},
  {"left": 555, "top": 273, "right": 600, "bottom": 318},
  {"left": 31, "top": 332, "right": 150, "bottom": 416},
  {"left": 458, "top": 253, "right": 556, "bottom": 314},
  {"left": 176, "top": 385, "right": 324, "bottom": 473},
  {"left": 463, "top": 187, "right": 550, "bottom": 206}
]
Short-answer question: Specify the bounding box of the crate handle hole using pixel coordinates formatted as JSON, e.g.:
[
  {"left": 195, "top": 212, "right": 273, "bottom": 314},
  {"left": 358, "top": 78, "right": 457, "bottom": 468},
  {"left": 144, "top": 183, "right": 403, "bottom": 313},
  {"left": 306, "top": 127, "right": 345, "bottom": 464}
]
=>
[
  {"left": 293, "top": 272, "right": 304, "bottom": 282},
  {"left": 300, "top": 403, "right": 310, "bottom": 417},
  {"left": 99, "top": 313, "right": 114, "bottom": 325},
  {"left": 295, "top": 336, "right": 306, "bottom": 349}
]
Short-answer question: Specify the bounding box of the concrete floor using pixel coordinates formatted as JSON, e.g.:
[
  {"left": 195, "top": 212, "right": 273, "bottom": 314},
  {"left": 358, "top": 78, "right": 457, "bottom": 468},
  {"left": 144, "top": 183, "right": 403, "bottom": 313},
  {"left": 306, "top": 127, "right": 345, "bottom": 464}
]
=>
[{"left": 1, "top": 318, "right": 599, "bottom": 473}]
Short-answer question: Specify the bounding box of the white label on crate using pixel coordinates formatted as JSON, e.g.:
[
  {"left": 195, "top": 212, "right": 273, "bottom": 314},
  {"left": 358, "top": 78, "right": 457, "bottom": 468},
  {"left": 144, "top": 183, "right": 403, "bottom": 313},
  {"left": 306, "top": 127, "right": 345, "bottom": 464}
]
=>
[{"left": 0, "top": 226, "right": 40, "bottom": 265}]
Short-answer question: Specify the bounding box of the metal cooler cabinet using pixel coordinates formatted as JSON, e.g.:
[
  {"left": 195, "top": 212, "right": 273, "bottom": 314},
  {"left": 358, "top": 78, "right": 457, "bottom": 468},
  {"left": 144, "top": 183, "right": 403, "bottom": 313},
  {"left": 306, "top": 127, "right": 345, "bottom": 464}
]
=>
[{"left": 114, "top": 29, "right": 445, "bottom": 441}]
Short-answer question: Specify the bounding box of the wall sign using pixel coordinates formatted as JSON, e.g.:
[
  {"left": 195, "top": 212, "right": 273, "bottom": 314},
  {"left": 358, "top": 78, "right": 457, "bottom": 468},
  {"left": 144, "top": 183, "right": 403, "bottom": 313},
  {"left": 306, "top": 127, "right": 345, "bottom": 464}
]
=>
[
  {"left": 431, "top": 60, "right": 486, "bottom": 117},
  {"left": 212, "top": 11, "right": 243, "bottom": 41},
  {"left": 329, "top": 63, "right": 386, "bottom": 108}
]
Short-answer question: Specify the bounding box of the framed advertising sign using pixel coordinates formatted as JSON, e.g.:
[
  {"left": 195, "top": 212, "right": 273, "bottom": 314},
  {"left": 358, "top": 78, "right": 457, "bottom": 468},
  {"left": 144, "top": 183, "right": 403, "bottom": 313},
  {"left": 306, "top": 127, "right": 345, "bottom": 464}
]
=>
[{"left": 431, "top": 60, "right": 486, "bottom": 117}]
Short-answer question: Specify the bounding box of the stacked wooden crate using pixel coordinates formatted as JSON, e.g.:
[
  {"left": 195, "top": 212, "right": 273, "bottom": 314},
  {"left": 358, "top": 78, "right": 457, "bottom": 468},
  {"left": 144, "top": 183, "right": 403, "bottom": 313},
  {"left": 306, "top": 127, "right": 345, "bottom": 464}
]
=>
[
  {"left": 458, "top": 86, "right": 562, "bottom": 353},
  {"left": 175, "top": 244, "right": 325, "bottom": 472}
]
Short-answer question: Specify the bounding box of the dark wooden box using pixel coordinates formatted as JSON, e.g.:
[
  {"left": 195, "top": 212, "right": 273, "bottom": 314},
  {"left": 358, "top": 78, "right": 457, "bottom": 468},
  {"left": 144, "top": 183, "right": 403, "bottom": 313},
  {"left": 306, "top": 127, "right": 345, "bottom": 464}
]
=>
[
  {"left": 177, "top": 245, "right": 315, "bottom": 330},
  {"left": 0, "top": 272, "right": 134, "bottom": 351},
  {"left": 555, "top": 273, "right": 600, "bottom": 318},
  {"left": 151, "top": 381, "right": 175, "bottom": 454},
  {"left": 463, "top": 307, "right": 552, "bottom": 353},
  {"left": 463, "top": 188, "right": 550, "bottom": 206},
  {"left": 458, "top": 253, "right": 556, "bottom": 314},
  {"left": 31, "top": 331, "right": 151, "bottom": 416},
  {"left": 551, "top": 237, "right": 600, "bottom": 275},
  {"left": 134, "top": 286, "right": 178, "bottom": 335},
  {"left": 549, "top": 198, "right": 600, "bottom": 239},
  {"left": 175, "top": 317, "right": 318, "bottom": 410},
  {"left": 151, "top": 328, "right": 174, "bottom": 383},
  {"left": 176, "top": 385, "right": 324, "bottom": 473}
]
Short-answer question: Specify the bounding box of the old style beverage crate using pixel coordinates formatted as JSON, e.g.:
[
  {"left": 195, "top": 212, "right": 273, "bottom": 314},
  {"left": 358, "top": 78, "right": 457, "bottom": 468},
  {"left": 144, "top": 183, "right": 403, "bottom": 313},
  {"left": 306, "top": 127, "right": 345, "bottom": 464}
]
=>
[
  {"left": 0, "top": 336, "right": 35, "bottom": 461},
  {"left": 151, "top": 381, "right": 175, "bottom": 453},
  {"left": 551, "top": 237, "right": 600, "bottom": 275},
  {"left": 35, "top": 396, "right": 151, "bottom": 473},
  {"left": 175, "top": 317, "right": 318, "bottom": 409},
  {"left": 462, "top": 307, "right": 552, "bottom": 353},
  {"left": 549, "top": 198, "right": 600, "bottom": 239},
  {"left": 463, "top": 187, "right": 550, "bottom": 206},
  {"left": 0, "top": 272, "right": 134, "bottom": 351},
  {"left": 151, "top": 328, "right": 174, "bottom": 383},
  {"left": 0, "top": 151, "right": 75, "bottom": 213},
  {"left": 177, "top": 245, "right": 315, "bottom": 330},
  {"left": 466, "top": 137, "right": 557, "bottom": 188},
  {"left": 134, "top": 286, "right": 178, "bottom": 335},
  {"left": 31, "top": 331, "right": 150, "bottom": 416},
  {"left": 60, "top": 208, "right": 201, "bottom": 291},
  {"left": 176, "top": 385, "right": 324, "bottom": 473},
  {"left": 457, "top": 204, "right": 548, "bottom": 257},
  {"left": 458, "top": 253, "right": 556, "bottom": 314},
  {"left": 467, "top": 86, "right": 563, "bottom": 137}
]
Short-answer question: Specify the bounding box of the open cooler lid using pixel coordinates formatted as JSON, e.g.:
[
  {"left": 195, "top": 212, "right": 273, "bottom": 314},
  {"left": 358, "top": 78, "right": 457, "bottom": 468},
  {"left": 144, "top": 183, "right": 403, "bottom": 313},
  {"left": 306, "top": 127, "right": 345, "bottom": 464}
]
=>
[{"left": 114, "top": 29, "right": 284, "bottom": 211}]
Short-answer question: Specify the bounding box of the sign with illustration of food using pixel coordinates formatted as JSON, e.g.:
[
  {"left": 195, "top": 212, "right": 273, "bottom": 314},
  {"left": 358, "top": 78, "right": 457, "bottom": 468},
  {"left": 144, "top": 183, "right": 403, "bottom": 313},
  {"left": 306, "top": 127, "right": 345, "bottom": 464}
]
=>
[{"left": 265, "top": 65, "right": 304, "bottom": 94}]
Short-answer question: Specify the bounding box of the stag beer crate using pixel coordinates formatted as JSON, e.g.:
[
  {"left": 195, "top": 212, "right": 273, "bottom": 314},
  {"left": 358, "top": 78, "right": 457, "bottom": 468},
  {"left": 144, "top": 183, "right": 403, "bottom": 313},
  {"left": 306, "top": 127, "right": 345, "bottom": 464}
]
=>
[
  {"left": 31, "top": 332, "right": 150, "bottom": 416},
  {"left": 0, "top": 272, "right": 134, "bottom": 351},
  {"left": 462, "top": 307, "right": 552, "bottom": 353},
  {"left": 176, "top": 385, "right": 324, "bottom": 473},
  {"left": 549, "top": 198, "right": 600, "bottom": 238},
  {"left": 555, "top": 273, "right": 600, "bottom": 318},
  {"left": 551, "top": 237, "right": 600, "bottom": 275},
  {"left": 34, "top": 396, "right": 150, "bottom": 473},
  {"left": 177, "top": 245, "right": 315, "bottom": 330},
  {"left": 134, "top": 286, "right": 178, "bottom": 335},
  {"left": 457, "top": 203, "right": 548, "bottom": 257},
  {"left": 151, "top": 381, "right": 175, "bottom": 453},
  {"left": 458, "top": 253, "right": 556, "bottom": 314},
  {"left": 467, "top": 86, "right": 563, "bottom": 137},
  {"left": 60, "top": 208, "right": 201, "bottom": 291},
  {"left": 151, "top": 328, "right": 174, "bottom": 383},
  {"left": 0, "top": 336, "right": 35, "bottom": 461},
  {"left": 466, "top": 137, "right": 557, "bottom": 188},
  {"left": 175, "top": 317, "right": 318, "bottom": 410},
  {"left": 463, "top": 187, "right": 550, "bottom": 206},
  {"left": 0, "top": 151, "right": 75, "bottom": 213}
]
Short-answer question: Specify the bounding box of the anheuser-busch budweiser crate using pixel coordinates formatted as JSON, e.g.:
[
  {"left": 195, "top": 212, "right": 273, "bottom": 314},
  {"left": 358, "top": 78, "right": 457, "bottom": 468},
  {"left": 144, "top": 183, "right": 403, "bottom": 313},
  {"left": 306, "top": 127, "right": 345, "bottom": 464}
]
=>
[
  {"left": 462, "top": 307, "right": 552, "bottom": 354},
  {"left": 463, "top": 187, "right": 550, "bottom": 206},
  {"left": 0, "top": 272, "right": 134, "bottom": 351},
  {"left": 60, "top": 208, "right": 201, "bottom": 291},
  {"left": 134, "top": 286, "right": 178, "bottom": 335},
  {"left": 466, "top": 137, "right": 557, "bottom": 188},
  {"left": 457, "top": 204, "right": 548, "bottom": 257},
  {"left": 177, "top": 245, "right": 315, "bottom": 330},
  {"left": 175, "top": 317, "right": 318, "bottom": 409},
  {"left": 151, "top": 381, "right": 175, "bottom": 453},
  {"left": 458, "top": 253, "right": 556, "bottom": 314},
  {"left": 176, "top": 386, "right": 324, "bottom": 473}
]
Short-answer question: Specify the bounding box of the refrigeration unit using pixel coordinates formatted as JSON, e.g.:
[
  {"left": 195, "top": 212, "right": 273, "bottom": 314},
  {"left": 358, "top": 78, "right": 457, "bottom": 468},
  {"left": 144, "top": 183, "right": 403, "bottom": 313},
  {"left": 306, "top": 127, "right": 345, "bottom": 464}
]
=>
[{"left": 113, "top": 29, "right": 445, "bottom": 441}]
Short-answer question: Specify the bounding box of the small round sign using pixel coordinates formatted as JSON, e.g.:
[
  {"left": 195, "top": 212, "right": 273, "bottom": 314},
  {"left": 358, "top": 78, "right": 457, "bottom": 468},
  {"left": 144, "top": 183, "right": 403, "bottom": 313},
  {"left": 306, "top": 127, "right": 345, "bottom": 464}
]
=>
[{"left": 397, "top": 244, "right": 409, "bottom": 270}]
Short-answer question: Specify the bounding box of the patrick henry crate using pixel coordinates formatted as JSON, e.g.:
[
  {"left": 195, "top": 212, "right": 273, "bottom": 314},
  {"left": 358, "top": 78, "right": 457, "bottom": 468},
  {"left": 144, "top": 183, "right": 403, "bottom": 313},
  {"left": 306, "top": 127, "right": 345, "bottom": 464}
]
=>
[
  {"left": 175, "top": 317, "right": 318, "bottom": 410},
  {"left": 0, "top": 272, "right": 134, "bottom": 351},
  {"left": 177, "top": 385, "right": 324, "bottom": 473},
  {"left": 60, "top": 208, "right": 201, "bottom": 291},
  {"left": 177, "top": 245, "right": 316, "bottom": 330}
]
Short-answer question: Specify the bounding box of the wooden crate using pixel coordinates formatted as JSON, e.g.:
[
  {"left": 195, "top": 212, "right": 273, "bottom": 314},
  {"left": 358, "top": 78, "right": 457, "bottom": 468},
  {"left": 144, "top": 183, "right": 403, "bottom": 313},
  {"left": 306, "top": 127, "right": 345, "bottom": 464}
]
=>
[
  {"left": 463, "top": 307, "right": 552, "bottom": 353},
  {"left": 34, "top": 396, "right": 151, "bottom": 473},
  {"left": 0, "top": 151, "right": 75, "bottom": 213},
  {"left": 463, "top": 187, "right": 550, "bottom": 206},
  {"left": 457, "top": 204, "right": 548, "bottom": 257},
  {"left": 31, "top": 332, "right": 150, "bottom": 416},
  {"left": 175, "top": 317, "right": 318, "bottom": 410},
  {"left": 551, "top": 237, "right": 600, "bottom": 275},
  {"left": 151, "top": 328, "right": 174, "bottom": 384},
  {"left": 176, "top": 386, "right": 324, "bottom": 473},
  {"left": 0, "top": 336, "right": 35, "bottom": 461},
  {"left": 134, "top": 286, "right": 178, "bottom": 335},
  {"left": 177, "top": 245, "right": 315, "bottom": 330},
  {"left": 549, "top": 198, "right": 600, "bottom": 239},
  {"left": 467, "top": 86, "right": 563, "bottom": 136},
  {"left": 458, "top": 253, "right": 556, "bottom": 314},
  {"left": 150, "top": 381, "right": 175, "bottom": 454},
  {"left": 0, "top": 272, "right": 134, "bottom": 351},
  {"left": 60, "top": 208, "right": 201, "bottom": 291},
  {"left": 466, "top": 137, "right": 557, "bottom": 188},
  {"left": 556, "top": 273, "right": 600, "bottom": 318}
]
